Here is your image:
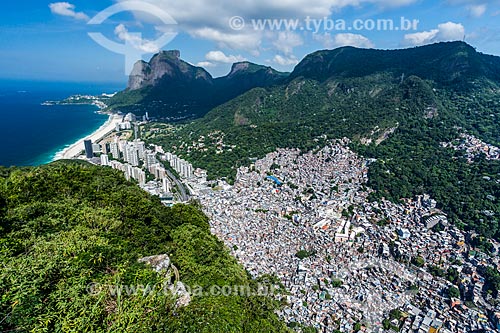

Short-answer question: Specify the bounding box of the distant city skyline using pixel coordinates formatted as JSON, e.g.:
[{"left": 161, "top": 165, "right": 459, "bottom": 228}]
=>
[{"left": 0, "top": 0, "right": 499, "bottom": 82}]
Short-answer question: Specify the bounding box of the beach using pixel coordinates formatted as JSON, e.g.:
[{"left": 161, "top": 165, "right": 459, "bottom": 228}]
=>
[{"left": 54, "top": 113, "right": 123, "bottom": 160}]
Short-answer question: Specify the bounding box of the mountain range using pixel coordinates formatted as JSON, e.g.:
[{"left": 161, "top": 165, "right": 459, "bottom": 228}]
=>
[
  {"left": 107, "top": 50, "right": 288, "bottom": 120},
  {"left": 108, "top": 42, "right": 500, "bottom": 121},
  {"left": 111, "top": 41, "right": 500, "bottom": 240}
]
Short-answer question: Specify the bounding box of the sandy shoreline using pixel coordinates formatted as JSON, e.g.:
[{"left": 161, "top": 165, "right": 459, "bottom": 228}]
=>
[{"left": 54, "top": 114, "right": 123, "bottom": 161}]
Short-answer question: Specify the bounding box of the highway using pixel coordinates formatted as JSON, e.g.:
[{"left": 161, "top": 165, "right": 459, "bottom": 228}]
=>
[{"left": 165, "top": 169, "right": 190, "bottom": 202}]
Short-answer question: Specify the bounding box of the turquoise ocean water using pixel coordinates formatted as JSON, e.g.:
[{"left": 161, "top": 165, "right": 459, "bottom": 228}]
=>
[{"left": 0, "top": 80, "right": 124, "bottom": 166}]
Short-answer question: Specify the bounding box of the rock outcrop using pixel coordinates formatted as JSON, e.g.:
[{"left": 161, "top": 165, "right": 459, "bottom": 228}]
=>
[
  {"left": 138, "top": 254, "right": 191, "bottom": 308},
  {"left": 108, "top": 51, "right": 288, "bottom": 119},
  {"left": 128, "top": 50, "right": 212, "bottom": 91}
]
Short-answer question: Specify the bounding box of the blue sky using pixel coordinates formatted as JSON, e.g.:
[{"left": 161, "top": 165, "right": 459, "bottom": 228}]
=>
[{"left": 0, "top": 0, "right": 498, "bottom": 83}]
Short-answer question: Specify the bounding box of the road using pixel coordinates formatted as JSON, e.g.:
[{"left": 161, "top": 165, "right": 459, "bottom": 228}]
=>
[{"left": 165, "top": 169, "right": 190, "bottom": 202}]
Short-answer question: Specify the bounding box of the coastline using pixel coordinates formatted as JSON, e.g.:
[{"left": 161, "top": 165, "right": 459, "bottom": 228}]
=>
[{"left": 53, "top": 113, "right": 123, "bottom": 161}]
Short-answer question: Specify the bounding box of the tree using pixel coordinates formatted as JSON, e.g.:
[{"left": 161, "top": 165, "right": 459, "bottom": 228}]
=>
[
  {"left": 446, "top": 267, "right": 459, "bottom": 283},
  {"left": 412, "top": 256, "right": 425, "bottom": 267},
  {"left": 295, "top": 250, "right": 316, "bottom": 260},
  {"left": 0, "top": 162, "right": 292, "bottom": 332},
  {"left": 331, "top": 279, "right": 343, "bottom": 288},
  {"left": 448, "top": 286, "right": 460, "bottom": 299}
]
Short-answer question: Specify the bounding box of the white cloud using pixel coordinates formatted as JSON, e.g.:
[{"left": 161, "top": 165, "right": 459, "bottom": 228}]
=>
[
  {"left": 271, "top": 55, "right": 299, "bottom": 66},
  {"left": 194, "top": 51, "right": 246, "bottom": 69},
  {"left": 205, "top": 51, "right": 246, "bottom": 63},
  {"left": 314, "top": 33, "right": 375, "bottom": 48},
  {"left": 190, "top": 28, "right": 262, "bottom": 53},
  {"left": 467, "top": 4, "right": 487, "bottom": 17},
  {"left": 272, "top": 32, "right": 304, "bottom": 55},
  {"left": 117, "top": 0, "right": 419, "bottom": 25},
  {"left": 436, "top": 22, "right": 466, "bottom": 40},
  {"left": 402, "top": 30, "right": 439, "bottom": 46},
  {"left": 402, "top": 22, "right": 465, "bottom": 46},
  {"left": 115, "top": 0, "right": 417, "bottom": 55},
  {"left": 114, "top": 24, "right": 161, "bottom": 53},
  {"left": 49, "top": 2, "right": 89, "bottom": 21},
  {"left": 196, "top": 61, "right": 216, "bottom": 68}
]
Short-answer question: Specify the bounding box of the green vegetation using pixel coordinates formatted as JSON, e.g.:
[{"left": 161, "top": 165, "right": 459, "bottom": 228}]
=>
[
  {"left": 331, "top": 279, "right": 343, "bottom": 288},
  {"left": 471, "top": 236, "right": 495, "bottom": 254},
  {"left": 295, "top": 250, "right": 316, "bottom": 260},
  {"left": 382, "top": 319, "right": 399, "bottom": 332},
  {"left": 360, "top": 121, "right": 500, "bottom": 240},
  {"left": 412, "top": 256, "right": 425, "bottom": 268},
  {"left": 484, "top": 266, "right": 500, "bottom": 296},
  {"left": 446, "top": 267, "right": 460, "bottom": 283},
  {"left": 428, "top": 265, "right": 446, "bottom": 277},
  {"left": 447, "top": 286, "right": 461, "bottom": 299},
  {"left": 389, "top": 309, "right": 402, "bottom": 320},
  {"left": 464, "top": 301, "right": 477, "bottom": 309},
  {"left": 291, "top": 42, "right": 500, "bottom": 85},
  {"left": 382, "top": 308, "right": 403, "bottom": 332},
  {"left": 0, "top": 162, "right": 290, "bottom": 332}
]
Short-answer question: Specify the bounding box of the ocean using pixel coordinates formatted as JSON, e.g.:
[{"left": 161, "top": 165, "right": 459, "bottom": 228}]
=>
[{"left": 0, "top": 80, "right": 125, "bottom": 167}]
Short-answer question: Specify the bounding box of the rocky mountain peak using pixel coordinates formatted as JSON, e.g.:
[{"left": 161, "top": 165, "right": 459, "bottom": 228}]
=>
[{"left": 127, "top": 50, "right": 212, "bottom": 91}]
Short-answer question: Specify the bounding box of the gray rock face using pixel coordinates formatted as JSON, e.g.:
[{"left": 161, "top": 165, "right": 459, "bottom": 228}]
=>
[
  {"left": 169, "top": 281, "right": 192, "bottom": 308},
  {"left": 137, "top": 254, "right": 171, "bottom": 273},
  {"left": 127, "top": 50, "right": 213, "bottom": 91},
  {"left": 228, "top": 62, "right": 250, "bottom": 77},
  {"left": 128, "top": 60, "right": 150, "bottom": 90},
  {"left": 138, "top": 254, "right": 191, "bottom": 307}
]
